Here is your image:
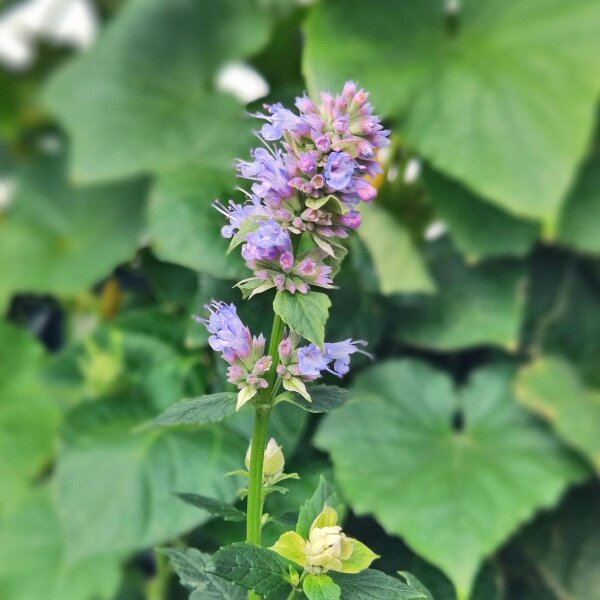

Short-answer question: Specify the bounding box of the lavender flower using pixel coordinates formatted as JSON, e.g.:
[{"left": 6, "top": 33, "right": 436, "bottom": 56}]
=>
[{"left": 323, "top": 152, "right": 355, "bottom": 191}]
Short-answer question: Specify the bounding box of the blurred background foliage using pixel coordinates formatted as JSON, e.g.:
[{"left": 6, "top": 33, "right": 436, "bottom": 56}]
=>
[{"left": 1, "top": 0, "right": 600, "bottom": 599}]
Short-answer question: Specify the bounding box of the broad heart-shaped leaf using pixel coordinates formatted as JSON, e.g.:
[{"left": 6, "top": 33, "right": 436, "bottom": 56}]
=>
[
  {"left": 177, "top": 493, "right": 246, "bottom": 522},
  {"left": 305, "top": 0, "right": 600, "bottom": 226},
  {"left": 516, "top": 357, "right": 600, "bottom": 472},
  {"left": 394, "top": 239, "right": 526, "bottom": 350},
  {"left": 155, "top": 393, "right": 238, "bottom": 426},
  {"left": 296, "top": 476, "right": 341, "bottom": 539},
  {"left": 0, "top": 152, "right": 146, "bottom": 308},
  {"left": 148, "top": 168, "right": 245, "bottom": 278},
  {"left": 0, "top": 488, "right": 121, "bottom": 600},
  {"left": 163, "top": 547, "right": 246, "bottom": 600},
  {"left": 557, "top": 139, "right": 600, "bottom": 253},
  {"left": 55, "top": 397, "right": 245, "bottom": 560},
  {"left": 279, "top": 385, "right": 349, "bottom": 413},
  {"left": 303, "top": 574, "right": 340, "bottom": 600},
  {"left": 211, "top": 543, "right": 288, "bottom": 597},
  {"left": 331, "top": 570, "right": 429, "bottom": 600},
  {"left": 44, "top": 0, "right": 271, "bottom": 183},
  {"left": 358, "top": 204, "right": 434, "bottom": 295},
  {"left": 519, "top": 481, "right": 600, "bottom": 600},
  {"left": 0, "top": 323, "right": 60, "bottom": 517},
  {"left": 315, "top": 359, "right": 587, "bottom": 599},
  {"left": 423, "top": 167, "right": 538, "bottom": 261},
  {"left": 273, "top": 290, "right": 331, "bottom": 347}
]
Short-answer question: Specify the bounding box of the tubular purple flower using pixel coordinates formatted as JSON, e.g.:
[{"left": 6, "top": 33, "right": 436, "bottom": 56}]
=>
[
  {"left": 197, "top": 302, "right": 252, "bottom": 362},
  {"left": 242, "top": 219, "right": 292, "bottom": 262},
  {"left": 297, "top": 344, "right": 330, "bottom": 380},
  {"left": 323, "top": 151, "right": 355, "bottom": 191},
  {"left": 324, "top": 339, "right": 369, "bottom": 376}
]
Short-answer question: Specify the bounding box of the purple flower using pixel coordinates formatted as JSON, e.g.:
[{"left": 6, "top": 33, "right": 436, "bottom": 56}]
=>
[
  {"left": 297, "top": 344, "right": 329, "bottom": 379},
  {"left": 324, "top": 339, "right": 368, "bottom": 376},
  {"left": 197, "top": 302, "right": 252, "bottom": 362},
  {"left": 214, "top": 197, "right": 267, "bottom": 239},
  {"left": 258, "top": 103, "right": 308, "bottom": 141},
  {"left": 242, "top": 219, "right": 292, "bottom": 263},
  {"left": 324, "top": 152, "right": 355, "bottom": 191},
  {"left": 295, "top": 339, "right": 368, "bottom": 380}
]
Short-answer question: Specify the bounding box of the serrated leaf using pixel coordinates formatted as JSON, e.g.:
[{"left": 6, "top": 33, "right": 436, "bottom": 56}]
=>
[
  {"left": 303, "top": 574, "right": 341, "bottom": 600},
  {"left": 163, "top": 547, "right": 246, "bottom": 600},
  {"left": 331, "top": 569, "right": 429, "bottom": 600},
  {"left": 273, "top": 290, "right": 331, "bottom": 347},
  {"left": 304, "top": 0, "right": 600, "bottom": 226},
  {"left": 296, "top": 476, "right": 341, "bottom": 539},
  {"left": 211, "top": 543, "right": 288, "bottom": 597},
  {"left": 358, "top": 204, "right": 434, "bottom": 295},
  {"left": 279, "top": 385, "right": 349, "bottom": 413},
  {"left": 316, "top": 360, "right": 587, "bottom": 598},
  {"left": 44, "top": 0, "right": 271, "bottom": 183},
  {"left": 516, "top": 357, "right": 600, "bottom": 472},
  {"left": 177, "top": 493, "right": 246, "bottom": 522},
  {"left": 155, "top": 393, "right": 238, "bottom": 426}
]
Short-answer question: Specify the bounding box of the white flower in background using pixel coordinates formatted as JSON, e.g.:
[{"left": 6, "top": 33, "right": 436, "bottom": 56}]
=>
[
  {"left": 0, "top": 178, "right": 16, "bottom": 211},
  {"left": 215, "top": 61, "right": 269, "bottom": 104},
  {"left": 0, "top": 0, "right": 97, "bottom": 71}
]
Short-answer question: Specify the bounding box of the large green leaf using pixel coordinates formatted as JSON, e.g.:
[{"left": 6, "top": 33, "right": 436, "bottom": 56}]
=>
[
  {"left": 304, "top": 0, "right": 600, "bottom": 225},
  {"left": 273, "top": 290, "right": 331, "bottom": 347},
  {"left": 358, "top": 204, "right": 434, "bottom": 295},
  {"left": 0, "top": 489, "right": 121, "bottom": 600},
  {"left": 44, "top": 0, "right": 271, "bottom": 183},
  {"left": 516, "top": 357, "right": 600, "bottom": 472},
  {"left": 395, "top": 241, "right": 526, "bottom": 350},
  {"left": 148, "top": 168, "right": 245, "bottom": 278},
  {"left": 316, "top": 360, "right": 587, "bottom": 598},
  {"left": 55, "top": 398, "right": 246, "bottom": 560},
  {"left": 0, "top": 153, "right": 146, "bottom": 307},
  {"left": 331, "top": 570, "right": 429, "bottom": 600},
  {"left": 155, "top": 393, "right": 239, "bottom": 426},
  {"left": 0, "top": 323, "right": 60, "bottom": 517},
  {"left": 423, "top": 168, "right": 538, "bottom": 261}
]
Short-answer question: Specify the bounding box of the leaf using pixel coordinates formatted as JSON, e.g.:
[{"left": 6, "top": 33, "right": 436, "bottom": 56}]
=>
[
  {"left": 155, "top": 393, "right": 238, "bottom": 426},
  {"left": 316, "top": 360, "right": 587, "bottom": 598},
  {"left": 279, "top": 385, "right": 349, "bottom": 413},
  {"left": 557, "top": 140, "right": 600, "bottom": 253},
  {"left": 148, "top": 168, "right": 245, "bottom": 278},
  {"left": 270, "top": 531, "right": 308, "bottom": 567},
  {"left": 55, "top": 397, "right": 246, "bottom": 560},
  {"left": 358, "top": 204, "right": 434, "bottom": 295},
  {"left": 163, "top": 547, "right": 246, "bottom": 600},
  {"left": 423, "top": 167, "right": 538, "bottom": 261},
  {"left": 0, "top": 323, "right": 60, "bottom": 516},
  {"left": 211, "top": 543, "right": 288, "bottom": 597},
  {"left": 0, "top": 489, "right": 121, "bottom": 600},
  {"left": 303, "top": 574, "right": 341, "bottom": 600},
  {"left": 177, "top": 493, "right": 246, "bottom": 522},
  {"left": 341, "top": 540, "right": 379, "bottom": 574},
  {"left": 43, "top": 0, "right": 271, "bottom": 183},
  {"left": 331, "top": 569, "right": 429, "bottom": 600},
  {"left": 304, "top": 0, "right": 600, "bottom": 226},
  {"left": 0, "top": 153, "right": 146, "bottom": 308},
  {"left": 273, "top": 290, "right": 331, "bottom": 347},
  {"left": 516, "top": 357, "right": 600, "bottom": 472},
  {"left": 296, "top": 476, "right": 341, "bottom": 539},
  {"left": 395, "top": 239, "right": 526, "bottom": 350}
]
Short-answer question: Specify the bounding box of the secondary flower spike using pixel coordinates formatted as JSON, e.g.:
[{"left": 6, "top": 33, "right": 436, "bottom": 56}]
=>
[
  {"left": 215, "top": 82, "right": 389, "bottom": 297},
  {"left": 195, "top": 302, "right": 271, "bottom": 410}
]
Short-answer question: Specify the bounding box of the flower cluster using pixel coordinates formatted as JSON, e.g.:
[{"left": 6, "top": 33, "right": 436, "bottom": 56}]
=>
[
  {"left": 195, "top": 302, "right": 271, "bottom": 409},
  {"left": 216, "top": 81, "right": 389, "bottom": 296},
  {"left": 277, "top": 333, "right": 369, "bottom": 401}
]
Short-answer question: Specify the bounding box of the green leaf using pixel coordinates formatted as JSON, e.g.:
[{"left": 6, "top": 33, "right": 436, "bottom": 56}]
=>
[
  {"left": 148, "top": 168, "right": 245, "bottom": 278},
  {"left": 273, "top": 290, "right": 331, "bottom": 347},
  {"left": 424, "top": 167, "right": 538, "bottom": 261},
  {"left": 395, "top": 240, "right": 526, "bottom": 350},
  {"left": 359, "top": 204, "right": 434, "bottom": 295},
  {"left": 279, "top": 385, "right": 349, "bottom": 413},
  {"left": 177, "top": 493, "right": 246, "bottom": 522},
  {"left": 516, "top": 357, "right": 600, "bottom": 472},
  {"left": 0, "top": 489, "right": 121, "bottom": 600},
  {"left": 305, "top": 0, "right": 600, "bottom": 226},
  {"left": 155, "top": 393, "right": 238, "bottom": 426},
  {"left": 303, "top": 574, "right": 341, "bottom": 600},
  {"left": 270, "top": 531, "right": 308, "bottom": 567},
  {"left": 341, "top": 540, "right": 379, "bottom": 574},
  {"left": 331, "top": 569, "right": 429, "bottom": 600},
  {"left": 0, "top": 153, "right": 146, "bottom": 308},
  {"left": 316, "top": 360, "right": 587, "bottom": 598},
  {"left": 558, "top": 140, "right": 600, "bottom": 253},
  {"left": 296, "top": 476, "right": 341, "bottom": 539},
  {"left": 0, "top": 323, "right": 60, "bottom": 516},
  {"left": 55, "top": 398, "right": 246, "bottom": 560},
  {"left": 211, "top": 543, "right": 288, "bottom": 597},
  {"left": 163, "top": 547, "right": 246, "bottom": 600},
  {"left": 44, "top": 0, "right": 271, "bottom": 183}
]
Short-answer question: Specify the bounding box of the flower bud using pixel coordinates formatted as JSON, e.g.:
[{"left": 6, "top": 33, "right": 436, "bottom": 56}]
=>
[{"left": 245, "top": 438, "right": 285, "bottom": 483}]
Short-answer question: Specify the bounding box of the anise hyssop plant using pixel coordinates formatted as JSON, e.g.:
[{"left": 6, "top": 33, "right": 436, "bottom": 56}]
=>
[{"left": 155, "top": 83, "right": 432, "bottom": 600}]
